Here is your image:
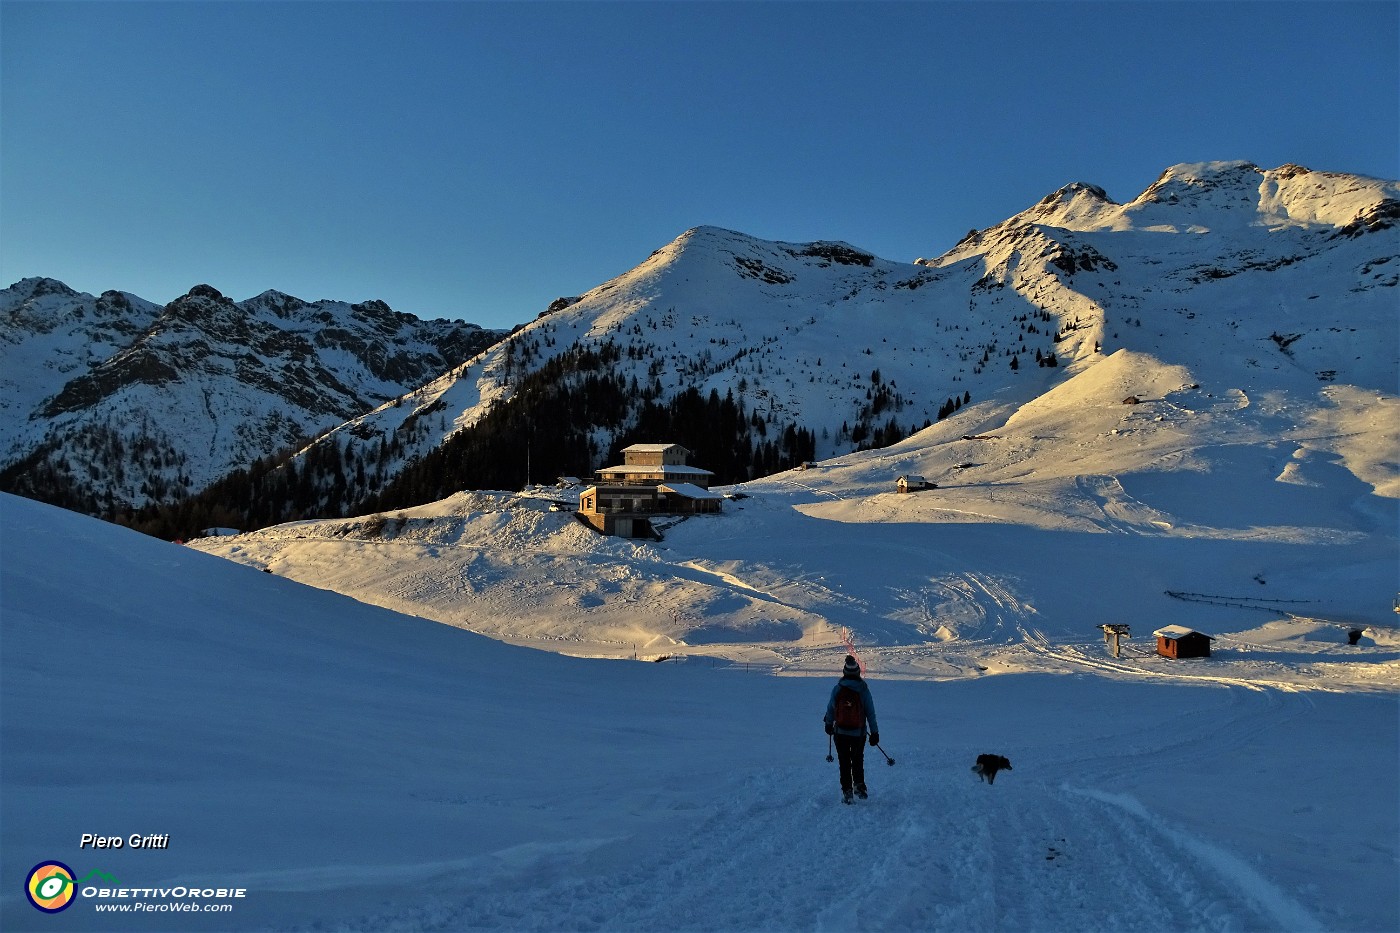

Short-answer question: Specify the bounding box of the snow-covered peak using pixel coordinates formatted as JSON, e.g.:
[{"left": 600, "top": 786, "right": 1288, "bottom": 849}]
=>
[
  {"left": 1019, "top": 181, "right": 1120, "bottom": 229},
  {"left": 179, "top": 282, "right": 231, "bottom": 302},
  {"left": 928, "top": 162, "right": 1400, "bottom": 266},
  {"left": 1121, "top": 161, "right": 1398, "bottom": 232},
  {"left": 2, "top": 276, "right": 80, "bottom": 301},
  {"left": 1131, "top": 160, "right": 1264, "bottom": 208},
  {"left": 243, "top": 289, "right": 312, "bottom": 318},
  {"left": 641, "top": 225, "right": 880, "bottom": 278},
  {"left": 674, "top": 224, "right": 756, "bottom": 248},
  {"left": 527, "top": 225, "right": 895, "bottom": 339},
  {"left": 1257, "top": 164, "right": 1400, "bottom": 231}
]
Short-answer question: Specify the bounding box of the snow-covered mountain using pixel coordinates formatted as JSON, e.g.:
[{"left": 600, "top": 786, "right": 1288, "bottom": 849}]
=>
[
  {"left": 0, "top": 279, "right": 505, "bottom": 515},
  {"left": 277, "top": 160, "right": 1396, "bottom": 521},
  {"left": 4, "top": 160, "right": 1395, "bottom": 532},
  {"left": 182, "top": 162, "right": 1398, "bottom": 671},
  {"left": 0, "top": 278, "right": 164, "bottom": 429}
]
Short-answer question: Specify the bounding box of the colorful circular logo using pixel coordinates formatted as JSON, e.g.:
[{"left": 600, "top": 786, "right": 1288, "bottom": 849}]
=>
[{"left": 25, "top": 862, "right": 77, "bottom": 913}]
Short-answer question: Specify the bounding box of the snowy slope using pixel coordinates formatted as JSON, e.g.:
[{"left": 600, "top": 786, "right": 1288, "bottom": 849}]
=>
[
  {"left": 190, "top": 460, "right": 1398, "bottom": 686},
  {"left": 4, "top": 492, "right": 1396, "bottom": 932},
  {"left": 190, "top": 336, "right": 1398, "bottom": 688}
]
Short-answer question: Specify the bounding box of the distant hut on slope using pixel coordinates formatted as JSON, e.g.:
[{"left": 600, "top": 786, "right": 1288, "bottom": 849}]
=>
[
  {"left": 1153, "top": 625, "right": 1214, "bottom": 659},
  {"left": 896, "top": 475, "right": 932, "bottom": 493}
]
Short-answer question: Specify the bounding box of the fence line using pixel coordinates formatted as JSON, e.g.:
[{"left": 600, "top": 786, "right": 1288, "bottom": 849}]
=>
[{"left": 1163, "top": 590, "right": 1315, "bottom": 613}]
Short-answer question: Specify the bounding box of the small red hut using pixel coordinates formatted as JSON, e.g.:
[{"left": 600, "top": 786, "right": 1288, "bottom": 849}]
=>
[{"left": 1153, "top": 625, "right": 1214, "bottom": 659}]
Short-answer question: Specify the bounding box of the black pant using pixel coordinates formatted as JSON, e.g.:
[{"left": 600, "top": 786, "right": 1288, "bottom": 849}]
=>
[{"left": 834, "top": 734, "right": 866, "bottom": 793}]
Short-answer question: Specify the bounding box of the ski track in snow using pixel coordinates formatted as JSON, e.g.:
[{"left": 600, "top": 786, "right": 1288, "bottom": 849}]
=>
[
  {"left": 1076, "top": 474, "right": 1175, "bottom": 534},
  {"left": 328, "top": 754, "right": 1312, "bottom": 933}
]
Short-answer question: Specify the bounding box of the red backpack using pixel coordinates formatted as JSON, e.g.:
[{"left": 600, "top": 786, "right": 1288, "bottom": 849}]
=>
[{"left": 833, "top": 685, "right": 864, "bottom": 730}]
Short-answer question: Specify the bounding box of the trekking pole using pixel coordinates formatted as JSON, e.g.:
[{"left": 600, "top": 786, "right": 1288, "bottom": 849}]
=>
[
  {"left": 874, "top": 742, "right": 895, "bottom": 766},
  {"left": 826, "top": 734, "right": 834, "bottom": 762}
]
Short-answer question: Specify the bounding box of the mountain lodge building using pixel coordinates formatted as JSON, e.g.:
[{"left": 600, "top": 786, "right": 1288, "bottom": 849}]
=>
[{"left": 577, "top": 443, "right": 722, "bottom": 537}]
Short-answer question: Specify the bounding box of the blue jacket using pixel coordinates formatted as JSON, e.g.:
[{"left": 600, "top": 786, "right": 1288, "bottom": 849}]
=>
[{"left": 824, "top": 676, "right": 878, "bottom": 737}]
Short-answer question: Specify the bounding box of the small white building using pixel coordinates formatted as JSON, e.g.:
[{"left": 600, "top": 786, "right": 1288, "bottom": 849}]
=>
[{"left": 896, "top": 475, "right": 933, "bottom": 493}]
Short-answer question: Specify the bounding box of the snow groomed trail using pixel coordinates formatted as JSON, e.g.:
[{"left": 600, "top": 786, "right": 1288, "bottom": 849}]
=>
[
  {"left": 320, "top": 672, "right": 1332, "bottom": 924},
  {"left": 336, "top": 726, "right": 1323, "bottom": 933}
]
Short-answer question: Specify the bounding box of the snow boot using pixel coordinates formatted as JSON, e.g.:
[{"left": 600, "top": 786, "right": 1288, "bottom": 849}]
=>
[
  {"left": 855, "top": 785, "right": 868, "bottom": 800},
  {"left": 842, "top": 790, "right": 854, "bottom": 805}
]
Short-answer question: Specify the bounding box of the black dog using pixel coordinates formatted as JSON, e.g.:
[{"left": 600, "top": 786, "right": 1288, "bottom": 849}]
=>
[{"left": 972, "top": 754, "right": 1012, "bottom": 784}]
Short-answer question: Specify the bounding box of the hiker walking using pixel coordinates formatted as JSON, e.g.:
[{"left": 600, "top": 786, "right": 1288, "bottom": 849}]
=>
[{"left": 824, "top": 655, "right": 879, "bottom": 804}]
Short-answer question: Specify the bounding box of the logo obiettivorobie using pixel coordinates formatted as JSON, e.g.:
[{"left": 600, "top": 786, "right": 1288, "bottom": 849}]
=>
[{"left": 25, "top": 861, "right": 77, "bottom": 913}]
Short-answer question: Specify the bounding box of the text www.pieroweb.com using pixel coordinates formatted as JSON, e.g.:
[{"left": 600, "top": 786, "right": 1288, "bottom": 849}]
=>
[{"left": 84, "top": 887, "right": 245, "bottom": 914}]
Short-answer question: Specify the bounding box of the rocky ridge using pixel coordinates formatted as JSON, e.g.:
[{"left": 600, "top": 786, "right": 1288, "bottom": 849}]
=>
[{"left": 0, "top": 280, "right": 505, "bottom": 514}]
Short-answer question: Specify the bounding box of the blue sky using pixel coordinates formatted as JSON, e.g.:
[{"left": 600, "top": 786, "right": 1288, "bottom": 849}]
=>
[{"left": 3, "top": 1, "right": 1396, "bottom": 330}]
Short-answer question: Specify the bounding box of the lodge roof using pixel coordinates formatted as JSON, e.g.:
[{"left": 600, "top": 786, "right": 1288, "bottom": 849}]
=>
[
  {"left": 659, "top": 482, "right": 723, "bottom": 500},
  {"left": 598, "top": 463, "right": 714, "bottom": 476},
  {"left": 1153, "top": 625, "right": 1214, "bottom": 640}
]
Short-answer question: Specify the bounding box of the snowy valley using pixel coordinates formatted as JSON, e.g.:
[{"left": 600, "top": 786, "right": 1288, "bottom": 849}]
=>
[{"left": 2, "top": 159, "right": 1398, "bottom": 932}]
